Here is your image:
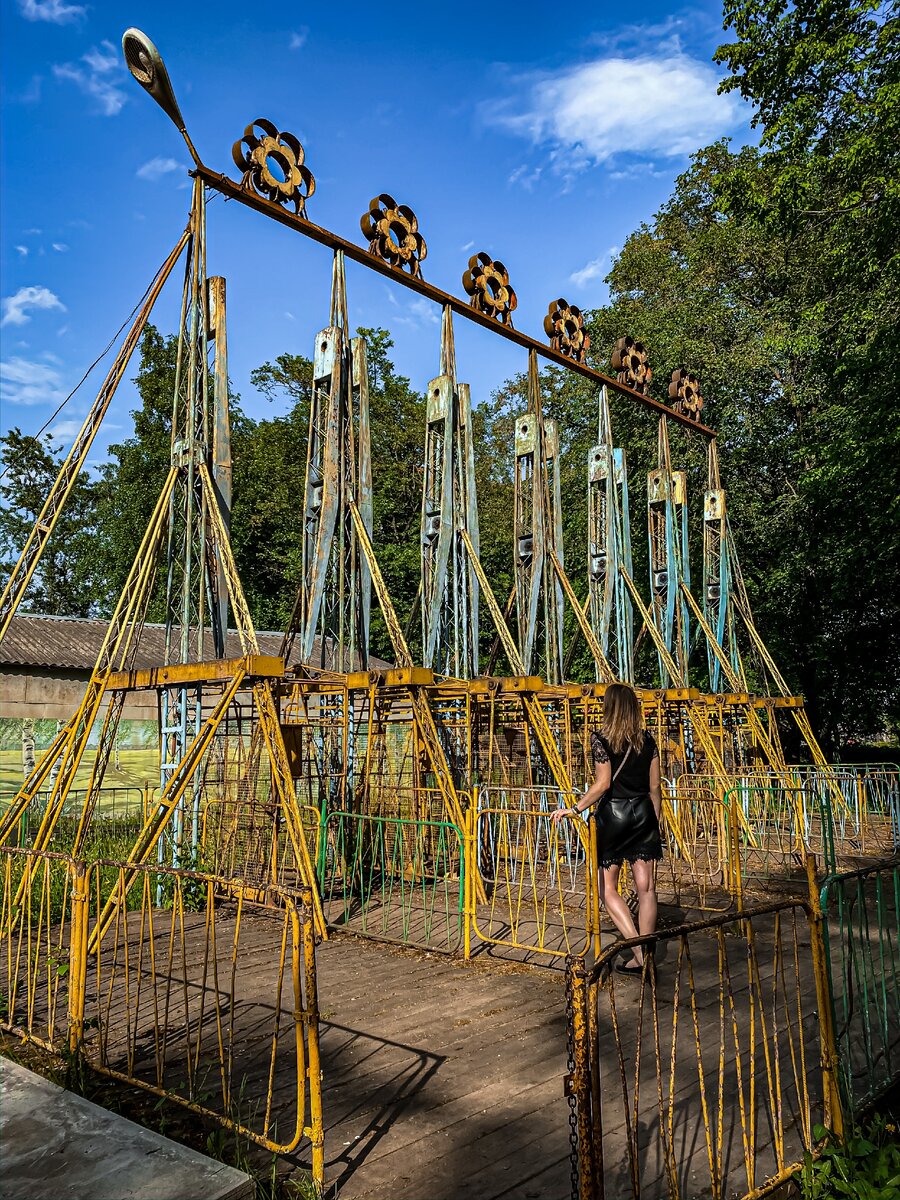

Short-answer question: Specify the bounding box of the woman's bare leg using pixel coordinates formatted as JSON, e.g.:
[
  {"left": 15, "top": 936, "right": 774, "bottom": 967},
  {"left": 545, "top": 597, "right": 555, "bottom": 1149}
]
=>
[
  {"left": 598, "top": 864, "right": 643, "bottom": 966},
  {"left": 630, "top": 858, "right": 658, "bottom": 949}
]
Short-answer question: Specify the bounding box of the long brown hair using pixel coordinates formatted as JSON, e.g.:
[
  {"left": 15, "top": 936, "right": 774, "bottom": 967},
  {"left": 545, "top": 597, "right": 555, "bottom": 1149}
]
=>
[{"left": 600, "top": 683, "right": 645, "bottom": 756}]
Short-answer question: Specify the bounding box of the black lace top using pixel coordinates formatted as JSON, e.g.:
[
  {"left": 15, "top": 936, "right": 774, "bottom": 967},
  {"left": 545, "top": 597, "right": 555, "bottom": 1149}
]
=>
[{"left": 590, "top": 730, "right": 659, "bottom": 800}]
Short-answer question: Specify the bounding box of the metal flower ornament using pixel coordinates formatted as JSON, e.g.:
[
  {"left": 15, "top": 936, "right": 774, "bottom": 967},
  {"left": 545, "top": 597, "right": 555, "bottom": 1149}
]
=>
[
  {"left": 611, "top": 336, "right": 652, "bottom": 394},
  {"left": 668, "top": 368, "right": 704, "bottom": 421},
  {"left": 360, "top": 195, "right": 427, "bottom": 278},
  {"left": 544, "top": 298, "right": 590, "bottom": 363},
  {"left": 462, "top": 253, "right": 517, "bottom": 326},
  {"left": 231, "top": 120, "right": 316, "bottom": 216}
]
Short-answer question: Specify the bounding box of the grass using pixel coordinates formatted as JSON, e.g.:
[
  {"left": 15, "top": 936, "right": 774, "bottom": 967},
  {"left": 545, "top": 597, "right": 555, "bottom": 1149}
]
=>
[{"left": 796, "top": 1119, "right": 900, "bottom": 1198}]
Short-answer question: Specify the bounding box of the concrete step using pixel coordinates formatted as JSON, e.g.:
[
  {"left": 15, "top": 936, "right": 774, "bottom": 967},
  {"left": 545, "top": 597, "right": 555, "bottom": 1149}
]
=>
[{"left": 0, "top": 1058, "right": 253, "bottom": 1200}]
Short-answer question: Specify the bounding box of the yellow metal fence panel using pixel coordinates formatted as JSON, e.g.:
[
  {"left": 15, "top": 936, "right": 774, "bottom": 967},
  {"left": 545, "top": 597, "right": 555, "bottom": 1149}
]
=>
[
  {"left": 473, "top": 788, "right": 595, "bottom": 962},
  {"left": 566, "top": 897, "right": 836, "bottom": 1200},
  {"left": 0, "top": 847, "right": 324, "bottom": 1187},
  {"left": 0, "top": 847, "right": 78, "bottom": 1050}
]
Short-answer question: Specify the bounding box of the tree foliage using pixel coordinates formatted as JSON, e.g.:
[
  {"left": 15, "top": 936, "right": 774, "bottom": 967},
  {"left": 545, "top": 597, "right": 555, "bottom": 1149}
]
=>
[{"left": 0, "top": 430, "right": 103, "bottom": 616}]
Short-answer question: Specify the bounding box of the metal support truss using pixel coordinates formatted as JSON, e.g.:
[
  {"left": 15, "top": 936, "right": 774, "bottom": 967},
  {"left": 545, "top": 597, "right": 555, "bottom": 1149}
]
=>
[
  {"left": 157, "top": 180, "right": 235, "bottom": 878},
  {"left": 421, "top": 307, "right": 480, "bottom": 677},
  {"left": 702, "top": 441, "right": 743, "bottom": 692},
  {"left": 647, "top": 418, "right": 691, "bottom": 686},
  {"left": 0, "top": 469, "right": 177, "bottom": 856},
  {"left": 0, "top": 224, "right": 190, "bottom": 644},
  {"left": 587, "top": 385, "right": 634, "bottom": 682},
  {"left": 285, "top": 251, "right": 372, "bottom": 671},
  {"left": 514, "top": 351, "right": 565, "bottom": 683},
  {"left": 1, "top": 177, "right": 325, "bottom": 934},
  {"left": 209, "top": 274, "right": 232, "bottom": 642}
]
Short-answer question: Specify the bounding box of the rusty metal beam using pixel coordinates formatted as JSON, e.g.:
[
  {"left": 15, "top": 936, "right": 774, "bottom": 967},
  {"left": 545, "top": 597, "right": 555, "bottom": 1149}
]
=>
[
  {"left": 104, "top": 654, "right": 284, "bottom": 691},
  {"left": 193, "top": 165, "right": 714, "bottom": 439}
]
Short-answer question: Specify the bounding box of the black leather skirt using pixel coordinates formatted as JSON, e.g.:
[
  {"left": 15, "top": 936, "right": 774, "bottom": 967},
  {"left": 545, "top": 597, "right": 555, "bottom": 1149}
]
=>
[{"left": 595, "top": 793, "right": 663, "bottom": 869}]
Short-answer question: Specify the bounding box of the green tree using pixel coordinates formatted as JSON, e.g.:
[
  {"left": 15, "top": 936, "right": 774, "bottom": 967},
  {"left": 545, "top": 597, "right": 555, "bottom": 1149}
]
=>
[
  {"left": 515, "top": 0, "right": 900, "bottom": 746},
  {"left": 715, "top": 0, "right": 900, "bottom": 744},
  {"left": 94, "top": 325, "right": 177, "bottom": 620},
  {"left": 0, "top": 429, "right": 103, "bottom": 616},
  {"left": 233, "top": 352, "right": 312, "bottom": 631}
]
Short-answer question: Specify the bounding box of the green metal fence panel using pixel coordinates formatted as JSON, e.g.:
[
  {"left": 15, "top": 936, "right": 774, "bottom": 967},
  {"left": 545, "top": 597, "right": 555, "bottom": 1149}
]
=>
[
  {"left": 318, "top": 810, "right": 465, "bottom": 953},
  {"left": 821, "top": 860, "right": 900, "bottom": 1112}
]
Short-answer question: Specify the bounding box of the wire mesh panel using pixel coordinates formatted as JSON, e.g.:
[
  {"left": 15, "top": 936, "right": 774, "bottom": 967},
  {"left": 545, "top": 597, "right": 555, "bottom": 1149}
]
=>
[
  {"left": 319, "top": 809, "right": 465, "bottom": 952},
  {"left": 821, "top": 860, "right": 900, "bottom": 1113},
  {"left": 198, "top": 696, "right": 280, "bottom": 887}
]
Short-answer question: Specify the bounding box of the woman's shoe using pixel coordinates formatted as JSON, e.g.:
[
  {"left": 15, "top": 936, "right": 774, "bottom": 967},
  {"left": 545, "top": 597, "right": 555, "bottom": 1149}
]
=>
[{"left": 615, "top": 959, "right": 644, "bottom": 975}]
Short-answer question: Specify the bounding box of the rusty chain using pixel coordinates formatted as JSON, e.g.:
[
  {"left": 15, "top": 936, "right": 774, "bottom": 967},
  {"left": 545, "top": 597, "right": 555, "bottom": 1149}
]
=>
[{"left": 564, "top": 959, "right": 582, "bottom": 1200}]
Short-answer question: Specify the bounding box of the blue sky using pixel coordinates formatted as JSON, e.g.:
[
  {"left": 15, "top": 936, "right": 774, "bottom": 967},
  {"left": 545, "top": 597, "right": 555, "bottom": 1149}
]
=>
[{"left": 0, "top": 0, "right": 751, "bottom": 464}]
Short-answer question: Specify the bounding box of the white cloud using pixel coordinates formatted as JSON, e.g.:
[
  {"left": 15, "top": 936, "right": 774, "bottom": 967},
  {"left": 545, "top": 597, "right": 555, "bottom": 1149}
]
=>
[
  {"left": 15, "top": 246, "right": 29, "bottom": 257},
  {"left": 383, "top": 288, "right": 437, "bottom": 327},
  {"left": 19, "top": 0, "right": 86, "bottom": 23},
  {"left": 0, "top": 356, "right": 68, "bottom": 407},
  {"left": 53, "top": 41, "right": 127, "bottom": 116},
  {"left": 487, "top": 50, "right": 745, "bottom": 171},
  {"left": 289, "top": 27, "right": 309, "bottom": 50},
  {"left": 397, "top": 296, "right": 439, "bottom": 328},
  {"left": 1, "top": 285, "right": 66, "bottom": 327},
  {"left": 508, "top": 164, "right": 542, "bottom": 190},
  {"left": 52, "top": 242, "right": 68, "bottom": 252},
  {"left": 47, "top": 416, "right": 83, "bottom": 441},
  {"left": 136, "top": 156, "right": 181, "bottom": 182},
  {"left": 569, "top": 245, "right": 619, "bottom": 289},
  {"left": 570, "top": 257, "right": 606, "bottom": 288},
  {"left": 461, "top": 240, "right": 475, "bottom": 252}
]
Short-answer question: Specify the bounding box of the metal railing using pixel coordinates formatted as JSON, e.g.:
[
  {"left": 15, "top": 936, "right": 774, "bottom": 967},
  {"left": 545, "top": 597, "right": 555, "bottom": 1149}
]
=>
[
  {"left": 0, "top": 847, "right": 81, "bottom": 1051},
  {"left": 0, "top": 846, "right": 324, "bottom": 1184},
  {"left": 821, "top": 858, "right": 900, "bottom": 1113},
  {"left": 319, "top": 809, "right": 465, "bottom": 953},
  {"left": 471, "top": 790, "right": 596, "bottom": 961},
  {"left": 657, "top": 790, "right": 738, "bottom": 910},
  {"left": 725, "top": 778, "right": 899, "bottom": 886},
  {"left": 564, "top": 860, "right": 844, "bottom": 1200}
]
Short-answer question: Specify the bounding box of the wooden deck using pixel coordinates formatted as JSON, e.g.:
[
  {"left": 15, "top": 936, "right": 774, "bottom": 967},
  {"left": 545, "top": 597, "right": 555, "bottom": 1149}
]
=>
[
  {"left": 313, "top": 937, "right": 571, "bottom": 1199},
  {"left": 11, "top": 887, "right": 829, "bottom": 1200}
]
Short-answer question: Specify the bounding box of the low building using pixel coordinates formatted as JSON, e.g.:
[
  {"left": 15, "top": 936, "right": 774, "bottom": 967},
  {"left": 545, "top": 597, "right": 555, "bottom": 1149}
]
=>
[{"left": 0, "top": 613, "right": 291, "bottom": 723}]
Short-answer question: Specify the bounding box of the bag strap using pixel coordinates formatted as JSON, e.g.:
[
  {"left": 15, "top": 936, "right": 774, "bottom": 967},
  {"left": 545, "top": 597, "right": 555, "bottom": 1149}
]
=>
[{"left": 610, "top": 744, "right": 632, "bottom": 788}]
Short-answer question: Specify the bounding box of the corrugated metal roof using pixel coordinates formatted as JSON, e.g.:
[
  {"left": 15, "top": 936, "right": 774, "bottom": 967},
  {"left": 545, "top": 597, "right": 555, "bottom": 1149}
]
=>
[{"left": 0, "top": 613, "right": 334, "bottom": 671}]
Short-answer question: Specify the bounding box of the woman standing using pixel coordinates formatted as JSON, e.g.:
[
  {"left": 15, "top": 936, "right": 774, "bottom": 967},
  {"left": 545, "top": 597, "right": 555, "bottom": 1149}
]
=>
[{"left": 551, "top": 682, "right": 662, "bottom": 972}]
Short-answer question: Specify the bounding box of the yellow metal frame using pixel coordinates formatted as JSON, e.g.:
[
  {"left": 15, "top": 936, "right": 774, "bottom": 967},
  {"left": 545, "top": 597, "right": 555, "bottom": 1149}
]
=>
[
  {"left": 565, "top": 855, "right": 845, "bottom": 1200},
  {"left": 0, "top": 846, "right": 325, "bottom": 1188}
]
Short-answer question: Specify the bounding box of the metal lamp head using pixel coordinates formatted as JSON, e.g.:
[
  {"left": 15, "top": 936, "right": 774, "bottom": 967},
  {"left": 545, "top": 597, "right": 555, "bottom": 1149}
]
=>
[{"left": 122, "top": 29, "right": 200, "bottom": 164}]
